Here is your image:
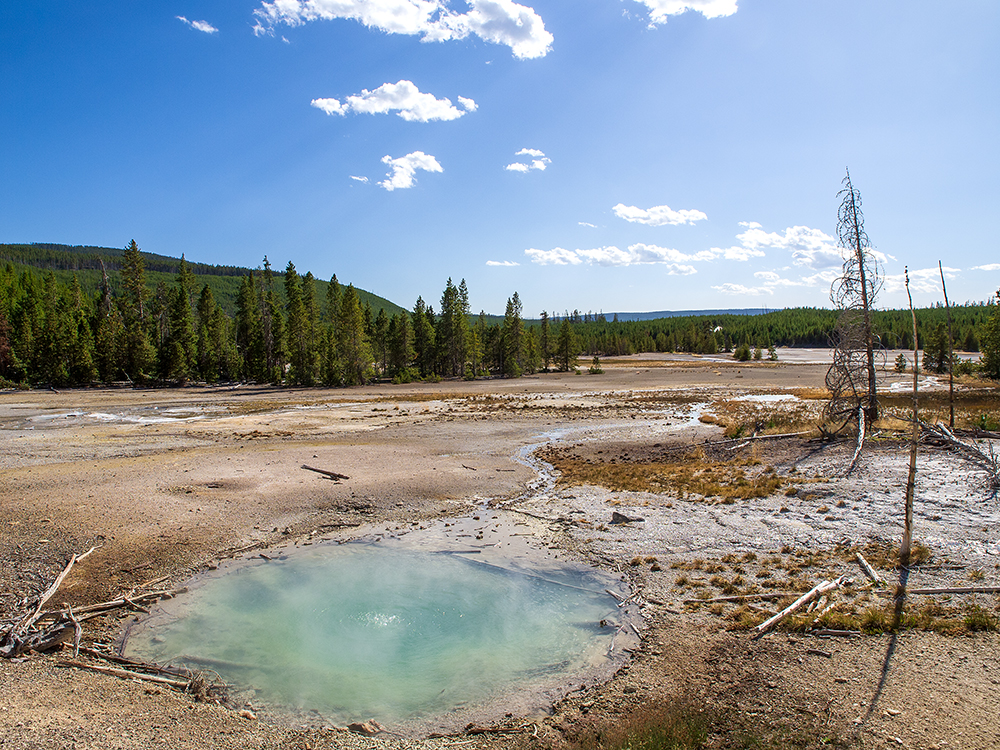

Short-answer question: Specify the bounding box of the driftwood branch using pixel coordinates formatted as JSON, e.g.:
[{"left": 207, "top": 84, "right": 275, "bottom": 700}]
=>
[
  {"left": 919, "top": 421, "right": 999, "bottom": 491},
  {"left": 908, "top": 586, "right": 1000, "bottom": 595},
  {"left": 57, "top": 659, "right": 190, "bottom": 689},
  {"left": 855, "top": 551, "right": 882, "bottom": 585},
  {"left": 752, "top": 577, "right": 849, "bottom": 639},
  {"left": 301, "top": 464, "right": 349, "bottom": 481}
]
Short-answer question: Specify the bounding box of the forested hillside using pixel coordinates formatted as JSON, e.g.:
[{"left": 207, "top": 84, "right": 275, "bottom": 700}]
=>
[
  {"left": 0, "top": 243, "right": 405, "bottom": 321},
  {"left": 1, "top": 241, "right": 998, "bottom": 387}
]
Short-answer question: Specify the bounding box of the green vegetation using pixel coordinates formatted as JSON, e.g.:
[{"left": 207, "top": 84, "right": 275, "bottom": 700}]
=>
[{"left": 2, "top": 242, "right": 999, "bottom": 388}]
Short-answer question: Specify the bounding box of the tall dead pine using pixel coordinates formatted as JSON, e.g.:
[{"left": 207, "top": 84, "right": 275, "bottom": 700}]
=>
[{"left": 824, "top": 169, "right": 883, "bottom": 436}]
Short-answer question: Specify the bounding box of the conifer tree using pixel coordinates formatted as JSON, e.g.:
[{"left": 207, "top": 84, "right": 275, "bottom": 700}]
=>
[
  {"left": 412, "top": 296, "right": 436, "bottom": 377},
  {"left": 166, "top": 284, "right": 196, "bottom": 382},
  {"left": 981, "top": 289, "right": 1000, "bottom": 380},
  {"left": 338, "top": 284, "right": 372, "bottom": 386},
  {"left": 387, "top": 312, "right": 415, "bottom": 379},
  {"left": 67, "top": 275, "right": 97, "bottom": 384},
  {"left": 556, "top": 318, "right": 579, "bottom": 372},
  {"left": 235, "top": 274, "right": 264, "bottom": 381},
  {"left": 539, "top": 311, "right": 552, "bottom": 371},
  {"left": 119, "top": 240, "right": 156, "bottom": 381},
  {"left": 501, "top": 292, "right": 523, "bottom": 377},
  {"left": 372, "top": 307, "right": 389, "bottom": 376}
]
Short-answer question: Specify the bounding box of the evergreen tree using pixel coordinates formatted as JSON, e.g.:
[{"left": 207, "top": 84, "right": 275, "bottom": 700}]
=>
[
  {"left": 166, "top": 284, "right": 196, "bottom": 382},
  {"left": 119, "top": 240, "right": 156, "bottom": 381},
  {"left": 539, "top": 311, "right": 552, "bottom": 371},
  {"left": 66, "top": 275, "right": 97, "bottom": 384},
  {"left": 412, "top": 296, "right": 436, "bottom": 377},
  {"left": 36, "top": 272, "right": 70, "bottom": 385},
  {"left": 338, "top": 284, "right": 372, "bottom": 386},
  {"left": 235, "top": 274, "right": 264, "bottom": 381},
  {"left": 980, "top": 289, "right": 1000, "bottom": 380},
  {"left": 555, "top": 318, "right": 578, "bottom": 372},
  {"left": 922, "top": 322, "right": 951, "bottom": 374},
  {"left": 372, "top": 307, "right": 389, "bottom": 376},
  {"left": 387, "top": 312, "right": 415, "bottom": 379},
  {"left": 501, "top": 292, "right": 523, "bottom": 377}
]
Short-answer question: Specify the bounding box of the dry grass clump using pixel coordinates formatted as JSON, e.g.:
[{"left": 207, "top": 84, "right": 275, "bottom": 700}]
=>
[
  {"left": 876, "top": 388, "right": 1000, "bottom": 432},
  {"left": 698, "top": 396, "right": 823, "bottom": 439},
  {"left": 542, "top": 447, "right": 793, "bottom": 501},
  {"left": 849, "top": 540, "right": 934, "bottom": 569}
]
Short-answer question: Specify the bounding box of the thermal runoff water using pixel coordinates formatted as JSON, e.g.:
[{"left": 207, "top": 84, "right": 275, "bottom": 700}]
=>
[{"left": 124, "top": 526, "right": 626, "bottom": 730}]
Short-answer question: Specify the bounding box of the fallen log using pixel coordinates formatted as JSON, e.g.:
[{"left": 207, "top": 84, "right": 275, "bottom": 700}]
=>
[
  {"left": 301, "top": 465, "right": 349, "bottom": 481},
  {"left": 57, "top": 659, "right": 190, "bottom": 689},
  {"left": 855, "top": 551, "right": 882, "bottom": 585},
  {"left": 12, "top": 545, "right": 99, "bottom": 637},
  {"left": 908, "top": 586, "right": 1000, "bottom": 595},
  {"left": 752, "top": 577, "right": 849, "bottom": 640}
]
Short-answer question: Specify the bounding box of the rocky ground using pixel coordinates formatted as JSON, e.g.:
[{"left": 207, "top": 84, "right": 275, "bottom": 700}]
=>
[{"left": 1, "top": 355, "right": 998, "bottom": 750}]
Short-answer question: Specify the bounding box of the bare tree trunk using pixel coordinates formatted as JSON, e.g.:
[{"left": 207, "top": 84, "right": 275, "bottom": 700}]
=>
[
  {"left": 900, "top": 268, "right": 919, "bottom": 569},
  {"left": 939, "top": 260, "right": 954, "bottom": 429}
]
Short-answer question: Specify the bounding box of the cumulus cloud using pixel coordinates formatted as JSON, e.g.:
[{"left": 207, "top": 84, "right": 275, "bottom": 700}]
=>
[
  {"left": 612, "top": 202, "right": 707, "bottom": 227},
  {"left": 525, "top": 244, "right": 697, "bottom": 272},
  {"left": 349, "top": 175, "right": 369, "bottom": 183},
  {"left": 884, "top": 266, "right": 960, "bottom": 294},
  {"left": 736, "top": 224, "right": 843, "bottom": 269},
  {"left": 578, "top": 222, "right": 597, "bottom": 228},
  {"left": 505, "top": 148, "right": 550, "bottom": 172},
  {"left": 253, "top": 0, "right": 553, "bottom": 59},
  {"left": 972, "top": 263, "right": 1000, "bottom": 271},
  {"left": 311, "top": 80, "right": 474, "bottom": 122},
  {"left": 633, "top": 0, "right": 738, "bottom": 25},
  {"left": 524, "top": 248, "right": 582, "bottom": 265},
  {"left": 710, "top": 245, "right": 766, "bottom": 262},
  {"left": 712, "top": 282, "right": 774, "bottom": 296},
  {"left": 177, "top": 16, "right": 219, "bottom": 33},
  {"left": 379, "top": 151, "right": 443, "bottom": 191},
  {"left": 486, "top": 260, "right": 519, "bottom": 266}
]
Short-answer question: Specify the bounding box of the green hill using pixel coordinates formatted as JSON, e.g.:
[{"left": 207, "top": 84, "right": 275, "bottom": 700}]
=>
[{"left": 0, "top": 243, "right": 407, "bottom": 320}]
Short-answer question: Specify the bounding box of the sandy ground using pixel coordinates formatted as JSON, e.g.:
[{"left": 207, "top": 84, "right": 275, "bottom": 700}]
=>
[{"left": 1, "top": 354, "right": 998, "bottom": 750}]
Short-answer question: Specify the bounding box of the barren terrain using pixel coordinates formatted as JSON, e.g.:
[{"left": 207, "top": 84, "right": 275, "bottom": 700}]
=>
[{"left": 2, "top": 354, "right": 998, "bottom": 750}]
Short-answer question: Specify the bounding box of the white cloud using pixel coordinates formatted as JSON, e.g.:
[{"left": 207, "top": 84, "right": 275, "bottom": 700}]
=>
[
  {"left": 505, "top": 148, "right": 550, "bottom": 172},
  {"left": 612, "top": 202, "right": 707, "bottom": 227},
  {"left": 486, "top": 260, "right": 519, "bottom": 266},
  {"left": 972, "top": 263, "right": 1000, "bottom": 271},
  {"left": 712, "top": 282, "right": 774, "bottom": 296},
  {"left": 311, "top": 80, "right": 473, "bottom": 122},
  {"left": 524, "top": 244, "right": 698, "bottom": 272},
  {"left": 710, "top": 245, "right": 766, "bottom": 262},
  {"left": 524, "top": 248, "right": 582, "bottom": 265},
  {"left": 633, "top": 0, "right": 738, "bottom": 26},
  {"left": 349, "top": 175, "right": 369, "bottom": 183},
  {"left": 736, "top": 224, "right": 842, "bottom": 269},
  {"left": 253, "top": 0, "right": 552, "bottom": 59},
  {"left": 177, "top": 16, "right": 219, "bottom": 34},
  {"left": 884, "top": 266, "right": 960, "bottom": 294},
  {"left": 379, "top": 151, "right": 443, "bottom": 191},
  {"left": 578, "top": 222, "right": 597, "bottom": 228}
]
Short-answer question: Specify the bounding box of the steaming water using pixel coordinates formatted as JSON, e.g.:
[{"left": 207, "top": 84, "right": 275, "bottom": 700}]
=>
[{"left": 123, "top": 529, "right": 627, "bottom": 732}]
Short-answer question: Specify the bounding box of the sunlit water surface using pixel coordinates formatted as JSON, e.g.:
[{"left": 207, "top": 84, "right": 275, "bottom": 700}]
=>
[{"left": 123, "top": 524, "right": 629, "bottom": 733}]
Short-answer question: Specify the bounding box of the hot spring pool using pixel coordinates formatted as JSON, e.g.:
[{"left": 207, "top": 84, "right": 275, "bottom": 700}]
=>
[{"left": 122, "top": 516, "right": 635, "bottom": 733}]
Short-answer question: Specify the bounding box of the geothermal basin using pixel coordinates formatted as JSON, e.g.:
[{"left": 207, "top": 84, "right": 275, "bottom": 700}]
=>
[{"left": 122, "top": 513, "right": 638, "bottom": 735}]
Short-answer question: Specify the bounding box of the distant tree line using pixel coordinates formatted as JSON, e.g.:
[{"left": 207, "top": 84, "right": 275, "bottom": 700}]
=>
[
  {"left": 1, "top": 241, "right": 998, "bottom": 387},
  {"left": 0, "top": 242, "right": 581, "bottom": 387}
]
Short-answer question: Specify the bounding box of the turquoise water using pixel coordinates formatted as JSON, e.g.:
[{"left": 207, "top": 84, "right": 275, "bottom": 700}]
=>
[{"left": 124, "top": 541, "right": 622, "bottom": 729}]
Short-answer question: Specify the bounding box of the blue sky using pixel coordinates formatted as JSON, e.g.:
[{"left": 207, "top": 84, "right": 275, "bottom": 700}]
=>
[{"left": 2, "top": 1, "right": 998, "bottom": 316}]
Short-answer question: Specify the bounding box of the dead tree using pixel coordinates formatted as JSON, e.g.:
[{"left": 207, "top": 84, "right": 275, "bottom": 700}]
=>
[{"left": 824, "top": 169, "right": 883, "bottom": 436}]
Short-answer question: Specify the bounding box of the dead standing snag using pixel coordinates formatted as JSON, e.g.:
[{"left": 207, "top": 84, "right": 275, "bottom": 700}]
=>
[{"left": 824, "top": 169, "right": 883, "bottom": 437}]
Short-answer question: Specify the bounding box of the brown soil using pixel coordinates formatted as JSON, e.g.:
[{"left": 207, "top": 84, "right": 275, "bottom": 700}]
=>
[{"left": 2, "top": 358, "right": 998, "bottom": 750}]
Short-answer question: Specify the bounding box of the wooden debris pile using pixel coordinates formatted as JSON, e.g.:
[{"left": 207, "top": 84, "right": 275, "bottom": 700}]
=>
[{"left": 0, "top": 545, "right": 222, "bottom": 699}]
